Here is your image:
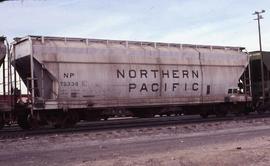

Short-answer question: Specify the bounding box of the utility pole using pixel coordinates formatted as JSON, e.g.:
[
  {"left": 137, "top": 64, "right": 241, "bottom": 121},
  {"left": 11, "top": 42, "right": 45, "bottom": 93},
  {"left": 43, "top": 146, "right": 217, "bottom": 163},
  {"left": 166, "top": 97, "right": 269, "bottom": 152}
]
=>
[{"left": 253, "top": 10, "right": 265, "bottom": 105}]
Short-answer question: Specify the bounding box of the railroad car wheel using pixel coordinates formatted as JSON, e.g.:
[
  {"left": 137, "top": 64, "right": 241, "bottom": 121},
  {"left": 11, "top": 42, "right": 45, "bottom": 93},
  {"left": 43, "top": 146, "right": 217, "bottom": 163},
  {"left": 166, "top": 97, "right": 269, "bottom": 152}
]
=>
[
  {"left": 54, "top": 111, "right": 79, "bottom": 128},
  {"left": 255, "top": 102, "right": 266, "bottom": 114},
  {"left": 62, "top": 115, "right": 77, "bottom": 128},
  {"left": 0, "top": 115, "right": 4, "bottom": 129},
  {"left": 257, "top": 109, "right": 266, "bottom": 114},
  {"left": 257, "top": 105, "right": 267, "bottom": 114},
  {"left": 17, "top": 112, "right": 31, "bottom": 130}
]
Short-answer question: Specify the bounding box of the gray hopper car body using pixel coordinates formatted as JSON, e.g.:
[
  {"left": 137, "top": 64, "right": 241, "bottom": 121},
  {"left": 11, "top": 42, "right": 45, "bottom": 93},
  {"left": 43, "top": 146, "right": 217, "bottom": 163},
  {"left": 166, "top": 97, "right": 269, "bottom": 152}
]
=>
[{"left": 12, "top": 36, "right": 250, "bottom": 111}]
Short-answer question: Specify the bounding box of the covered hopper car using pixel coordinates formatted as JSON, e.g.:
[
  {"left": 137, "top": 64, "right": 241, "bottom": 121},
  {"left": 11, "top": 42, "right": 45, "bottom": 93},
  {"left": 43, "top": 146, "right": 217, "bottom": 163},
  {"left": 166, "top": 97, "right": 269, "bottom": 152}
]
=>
[
  {"left": 0, "top": 35, "right": 258, "bottom": 129},
  {"left": 0, "top": 36, "right": 13, "bottom": 129}
]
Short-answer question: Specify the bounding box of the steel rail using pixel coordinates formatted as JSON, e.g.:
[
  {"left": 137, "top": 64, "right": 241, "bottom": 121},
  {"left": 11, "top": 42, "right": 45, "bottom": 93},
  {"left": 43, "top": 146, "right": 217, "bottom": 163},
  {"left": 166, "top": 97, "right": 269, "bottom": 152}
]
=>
[{"left": 1, "top": 113, "right": 270, "bottom": 139}]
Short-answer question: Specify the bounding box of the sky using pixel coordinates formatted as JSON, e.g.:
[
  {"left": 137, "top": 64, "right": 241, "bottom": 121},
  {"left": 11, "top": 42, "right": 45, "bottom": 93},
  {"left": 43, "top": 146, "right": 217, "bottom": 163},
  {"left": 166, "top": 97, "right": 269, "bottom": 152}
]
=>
[{"left": 0, "top": 0, "right": 269, "bottom": 51}]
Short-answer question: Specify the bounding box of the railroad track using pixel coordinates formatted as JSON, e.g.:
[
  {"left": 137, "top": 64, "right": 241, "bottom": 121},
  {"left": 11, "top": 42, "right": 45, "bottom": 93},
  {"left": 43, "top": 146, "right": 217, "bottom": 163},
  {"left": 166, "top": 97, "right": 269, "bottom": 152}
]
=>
[{"left": 1, "top": 113, "right": 270, "bottom": 139}]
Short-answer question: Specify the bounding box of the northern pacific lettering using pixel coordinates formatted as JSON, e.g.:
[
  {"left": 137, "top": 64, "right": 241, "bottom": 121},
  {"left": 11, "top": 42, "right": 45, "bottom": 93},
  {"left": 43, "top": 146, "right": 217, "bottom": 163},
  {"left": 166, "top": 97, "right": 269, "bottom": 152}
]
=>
[{"left": 117, "top": 69, "right": 200, "bottom": 93}]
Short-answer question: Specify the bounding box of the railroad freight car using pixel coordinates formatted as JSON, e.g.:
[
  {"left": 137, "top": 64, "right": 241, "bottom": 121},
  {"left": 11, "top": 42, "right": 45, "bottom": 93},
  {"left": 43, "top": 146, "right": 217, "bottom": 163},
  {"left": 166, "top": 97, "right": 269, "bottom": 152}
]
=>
[
  {"left": 0, "top": 37, "right": 5, "bottom": 128},
  {"left": 11, "top": 35, "right": 252, "bottom": 129},
  {"left": 0, "top": 37, "right": 6, "bottom": 65},
  {"left": 0, "top": 36, "right": 14, "bottom": 129},
  {"left": 250, "top": 51, "right": 270, "bottom": 112}
]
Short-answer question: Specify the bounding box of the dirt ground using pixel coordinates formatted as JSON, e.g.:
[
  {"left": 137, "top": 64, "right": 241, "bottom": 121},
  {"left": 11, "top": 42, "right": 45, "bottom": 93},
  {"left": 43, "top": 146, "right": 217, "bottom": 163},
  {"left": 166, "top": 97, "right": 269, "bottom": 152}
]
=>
[
  {"left": 87, "top": 137, "right": 270, "bottom": 166},
  {"left": 1, "top": 118, "right": 270, "bottom": 166},
  {"left": 79, "top": 126, "right": 270, "bottom": 166}
]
